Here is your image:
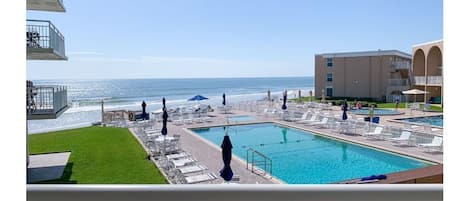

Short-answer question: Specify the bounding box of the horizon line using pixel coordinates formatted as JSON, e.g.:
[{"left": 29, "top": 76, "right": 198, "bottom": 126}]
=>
[{"left": 29, "top": 75, "right": 315, "bottom": 81}]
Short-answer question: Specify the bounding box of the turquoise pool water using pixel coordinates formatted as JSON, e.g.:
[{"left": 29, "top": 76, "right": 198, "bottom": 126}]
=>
[
  {"left": 397, "top": 115, "right": 443, "bottom": 127},
  {"left": 228, "top": 115, "right": 257, "bottom": 122},
  {"left": 191, "top": 123, "right": 432, "bottom": 184},
  {"left": 350, "top": 108, "right": 402, "bottom": 116}
]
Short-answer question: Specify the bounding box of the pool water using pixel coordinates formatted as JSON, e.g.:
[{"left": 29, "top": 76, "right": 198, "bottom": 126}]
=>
[
  {"left": 397, "top": 115, "right": 443, "bottom": 127},
  {"left": 228, "top": 115, "right": 257, "bottom": 122},
  {"left": 191, "top": 123, "right": 431, "bottom": 184},
  {"left": 350, "top": 108, "right": 402, "bottom": 116}
]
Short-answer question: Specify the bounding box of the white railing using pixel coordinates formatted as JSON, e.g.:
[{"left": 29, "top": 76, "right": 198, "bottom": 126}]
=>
[
  {"left": 413, "top": 76, "right": 426, "bottom": 85},
  {"left": 413, "top": 76, "right": 442, "bottom": 86},
  {"left": 27, "top": 19, "right": 66, "bottom": 58},
  {"left": 427, "top": 76, "right": 443, "bottom": 85},
  {"left": 387, "top": 79, "right": 408, "bottom": 86},
  {"left": 391, "top": 61, "right": 410, "bottom": 69},
  {"left": 27, "top": 85, "right": 68, "bottom": 115}
]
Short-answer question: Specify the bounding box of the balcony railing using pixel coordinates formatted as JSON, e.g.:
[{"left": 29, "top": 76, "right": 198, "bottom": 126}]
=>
[
  {"left": 427, "top": 76, "right": 443, "bottom": 85},
  {"left": 27, "top": 85, "right": 69, "bottom": 120},
  {"left": 387, "top": 79, "right": 409, "bottom": 86},
  {"left": 391, "top": 61, "right": 410, "bottom": 69},
  {"left": 27, "top": 19, "right": 67, "bottom": 60},
  {"left": 413, "top": 76, "right": 442, "bottom": 86}
]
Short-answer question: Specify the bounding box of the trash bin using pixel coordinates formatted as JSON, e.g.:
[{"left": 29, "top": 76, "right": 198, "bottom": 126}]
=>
[{"left": 364, "top": 117, "right": 370, "bottom": 122}]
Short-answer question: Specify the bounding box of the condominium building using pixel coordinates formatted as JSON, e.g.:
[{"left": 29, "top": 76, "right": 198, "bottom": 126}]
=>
[
  {"left": 411, "top": 40, "right": 443, "bottom": 104},
  {"left": 27, "top": 0, "right": 69, "bottom": 120},
  {"left": 26, "top": 0, "right": 69, "bottom": 167},
  {"left": 314, "top": 50, "right": 412, "bottom": 102}
]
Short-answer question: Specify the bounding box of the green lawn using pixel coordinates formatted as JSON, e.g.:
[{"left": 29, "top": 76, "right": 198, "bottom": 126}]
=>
[{"left": 28, "top": 126, "right": 168, "bottom": 184}]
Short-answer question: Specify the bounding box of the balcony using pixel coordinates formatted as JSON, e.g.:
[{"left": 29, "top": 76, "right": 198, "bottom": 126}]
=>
[
  {"left": 27, "top": 85, "right": 69, "bottom": 120},
  {"left": 413, "top": 76, "right": 443, "bottom": 86},
  {"left": 388, "top": 79, "right": 409, "bottom": 86},
  {"left": 391, "top": 61, "right": 410, "bottom": 70},
  {"left": 27, "top": 0, "right": 66, "bottom": 12},
  {"left": 27, "top": 20, "right": 67, "bottom": 60}
]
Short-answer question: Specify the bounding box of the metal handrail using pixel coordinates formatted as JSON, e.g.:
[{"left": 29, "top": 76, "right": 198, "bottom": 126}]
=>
[
  {"left": 26, "top": 19, "right": 66, "bottom": 57},
  {"left": 246, "top": 148, "right": 272, "bottom": 177},
  {"left": 27, "top": 85, "right": 68, "bottom": 114}
]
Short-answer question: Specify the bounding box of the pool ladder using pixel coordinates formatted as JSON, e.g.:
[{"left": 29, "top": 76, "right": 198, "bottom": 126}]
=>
[{"left": 246, "top": 148, "right": 272, "bottom": 178}]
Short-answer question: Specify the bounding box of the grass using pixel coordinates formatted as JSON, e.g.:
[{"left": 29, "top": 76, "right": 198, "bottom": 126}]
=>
[{"left": 28, "top": 126, "right": 168, "bottom": 184}]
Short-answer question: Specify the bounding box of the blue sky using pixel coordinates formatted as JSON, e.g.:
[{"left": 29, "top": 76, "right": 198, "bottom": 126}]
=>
[{"left": 27, "top": 0, "right": 442, "bottom": 80}]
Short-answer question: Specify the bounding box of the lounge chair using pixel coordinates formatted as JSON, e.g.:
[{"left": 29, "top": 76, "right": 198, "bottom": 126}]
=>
[
  {"left": 299, "top": 114, "right": 319, "bottom": 124},
  {"left": 177, "top": 164, "right": 208, "bottom": 175},
  {"left": 170, "top": 157, "right": 197, "bottom": 168},
  {"left": 418, "top": 136, "right": 443, "bottom": 152},
  {"left": 182, "top": 172, "right": 218, "bottom": 184},
  {"left": 166, "top": 152, "right": 190, "bottom": 160},
  {"left": 363, "top": 126, "right": 384, "bottom": 138},
  {"left": 310, "top": 117, "right": 329, "bottom": 128},
  {"left": 290, "top": 112, "right": 310, "bottom": 122},
  {"left": 390, "top": 130, "right": 413, "bottom": 145}
]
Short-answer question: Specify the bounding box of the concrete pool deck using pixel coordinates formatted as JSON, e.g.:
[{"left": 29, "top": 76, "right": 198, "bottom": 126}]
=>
[{"left": 139, "top": 106, "right": 443, "bottom": 184}]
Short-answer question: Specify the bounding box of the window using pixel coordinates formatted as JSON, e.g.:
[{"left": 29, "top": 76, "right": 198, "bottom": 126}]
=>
[
  {"left": 326, "top": 73, "right": 333, "bottom": 82},
  {"left": 326, "top": 58, "right": 333, "bottom": 67},
  {"left": 326, "top": 87, "right": 333, "bottom": 97}
]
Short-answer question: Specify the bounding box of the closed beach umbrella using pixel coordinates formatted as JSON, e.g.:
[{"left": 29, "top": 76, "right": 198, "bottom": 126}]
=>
[
  {"left": 219, "top": 133, "right": 234, "bottom": 182},
  {"left": 141, "top": 101, "right": 147, "bottom": 119},
  {"left": 267, "top": 90, "right": 271, "bottom": 101},
  {"left": 298, "top": 90, "right": 302, "bottom": 102},
  {"left": 309, "top": 90, "right": 313, "bottom": 102},
  {"left": 222, "top": 93, "right": 226, "bottom": 106},
  {"left": 161, "top": 98, "right": 168, "bottom": 136},
  {"left": 342, "top": 99, "right": 348, "bottom": 121},
  {"left": 282, "top": 90, "right": 287, "bottom": 110}
]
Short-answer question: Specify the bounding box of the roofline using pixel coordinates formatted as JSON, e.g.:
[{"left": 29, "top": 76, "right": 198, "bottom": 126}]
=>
[
  {"left": 412, "top": 39, "right": 443, "bottom": 48},
  {"left": 316, "top": 50, "right": 412, "bottom": 59}
]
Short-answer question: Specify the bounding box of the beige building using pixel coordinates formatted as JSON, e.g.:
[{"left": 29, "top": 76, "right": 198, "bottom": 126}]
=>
[
  {"left": 411, "top": 40, "right": 443, "bottom": 104},
  {"left": 315, "top": 50, "right": 412, "bottom": 102}
]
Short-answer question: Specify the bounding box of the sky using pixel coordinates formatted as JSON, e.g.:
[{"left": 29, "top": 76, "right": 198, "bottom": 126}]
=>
[{"left": 27, "top": 0, "right": 443, "bottom": 80}]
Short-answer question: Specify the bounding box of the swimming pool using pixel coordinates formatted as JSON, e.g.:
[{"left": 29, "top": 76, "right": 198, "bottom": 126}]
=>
[
  {"left": 350, "top": 108, "right": 403, "bottom": 116},
  {"left": 191, "top": 123, "right": 432, "bottom": 184},
  {"left": 228, "top": 115, "right": 257, "bottom": 122},
  {"left": 396, "top": 115, "right": 443, "bottom": 127}
]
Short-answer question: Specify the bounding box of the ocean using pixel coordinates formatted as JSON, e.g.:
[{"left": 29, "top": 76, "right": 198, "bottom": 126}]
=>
[{"left": 28, "top": 77, "right": 314, "bottom": 134}]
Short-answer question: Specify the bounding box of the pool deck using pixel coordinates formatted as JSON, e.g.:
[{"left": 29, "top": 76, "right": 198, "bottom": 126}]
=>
[{"left": 144, "top": 106, "right": 443, "bottom": 184}]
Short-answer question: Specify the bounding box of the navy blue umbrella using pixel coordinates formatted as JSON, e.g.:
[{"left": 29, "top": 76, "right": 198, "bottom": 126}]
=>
[
  {"left": 161, "top": 97, "right": 168, "bottom": 136},
  {"left": 188, "top": 95, "right": 209, "bottom": 101},
  {"left": 219, "top": 134, "right": 234, "bottom": 182},
  {"left": 222, "top": 93, "right": 226, "bottom": 106},
  {"left": 342, "top": 99, "right": 348, "bottom": 121},
  {"left": 282, "top": 90, "right": 287, "bottom": 110}
]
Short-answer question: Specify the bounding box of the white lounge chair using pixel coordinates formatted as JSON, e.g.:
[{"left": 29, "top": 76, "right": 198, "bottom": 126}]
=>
[
  {"left": 177, "top": 165, "right": 208, "bottom": 175},
  {"left": 310, "top": 117, "right": 329, "bottom": 128},
  {"left": 290, "top": 112, "right": 310, "bottom": 122},
  {"left": 418, "top": 136, "right": 443, "bottom": 152},
  {"left": 390, "top": 130, "right": 412, "bottom": 145},
  {"left": 182, "top": 172, "right": 217, "bottom": 184},
  {"left": 166, "top": 152, "right": 190, "bottom": 160},
  {"left": 170, "top": 157, "right": 197, "bottom": 168},
  {"left": 363, "top": 126, "right": 386, "bottom": 139},
  {"left": 299, "top": 115, "right": 319, "bottom": 124}
]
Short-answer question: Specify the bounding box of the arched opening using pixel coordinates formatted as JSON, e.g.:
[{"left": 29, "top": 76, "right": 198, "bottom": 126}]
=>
[
  {"left": 427, "top": 46, "right": 442, "bottom": 76},
  {"left": 412, "top": 49, "right": 425, "bottom": 76}
]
